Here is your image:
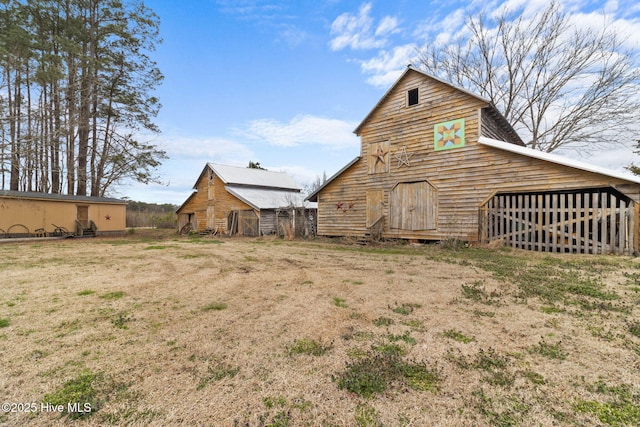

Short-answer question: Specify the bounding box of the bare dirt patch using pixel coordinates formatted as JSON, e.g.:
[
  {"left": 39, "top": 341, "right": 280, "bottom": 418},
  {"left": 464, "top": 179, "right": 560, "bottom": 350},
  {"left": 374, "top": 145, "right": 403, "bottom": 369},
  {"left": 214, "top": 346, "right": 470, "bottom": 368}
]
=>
[{"left": 0, "top": 233, "right": 639, "bottom": 426}]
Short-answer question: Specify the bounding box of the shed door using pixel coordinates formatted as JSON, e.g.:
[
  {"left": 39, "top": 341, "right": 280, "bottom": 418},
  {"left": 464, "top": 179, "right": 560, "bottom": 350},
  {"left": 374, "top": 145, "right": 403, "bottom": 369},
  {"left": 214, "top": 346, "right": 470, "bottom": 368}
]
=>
[
  {"left": 77, "top": 205, "right": 89, "bottom": 228},
  {"left": 239, "top": 210, "right": 259, "bottom": 236},
  {"left": 366, "top": 190, "right": 384, "bottom": 227},
  {"left": 390, "top": 181, "right": 437, "bottom": 230},
  {"left": 206, "top": 206, "right": 215, "bottom": 230}
]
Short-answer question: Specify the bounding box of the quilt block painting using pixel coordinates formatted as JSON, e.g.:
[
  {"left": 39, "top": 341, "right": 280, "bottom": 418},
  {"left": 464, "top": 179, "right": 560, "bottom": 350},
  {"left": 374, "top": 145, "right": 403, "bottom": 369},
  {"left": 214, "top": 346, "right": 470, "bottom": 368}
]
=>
[{"left": 434, "top": 118, "right": 465, "bottom": 151}]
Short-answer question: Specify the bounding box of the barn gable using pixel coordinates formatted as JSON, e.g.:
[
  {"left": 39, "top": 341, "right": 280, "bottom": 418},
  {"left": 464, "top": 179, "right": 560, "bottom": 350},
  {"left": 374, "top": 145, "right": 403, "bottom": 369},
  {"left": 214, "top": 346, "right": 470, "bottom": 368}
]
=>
[{"left": 309, "top": 66, "right": 640, "bottom": 254}]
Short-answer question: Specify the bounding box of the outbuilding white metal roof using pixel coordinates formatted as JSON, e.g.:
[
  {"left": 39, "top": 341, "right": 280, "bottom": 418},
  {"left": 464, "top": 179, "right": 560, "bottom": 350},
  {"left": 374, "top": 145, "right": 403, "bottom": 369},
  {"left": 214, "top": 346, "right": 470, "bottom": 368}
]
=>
[
  {"left": 209, "top": 163, "right": 301, "bottom": 190},
  {"left": 479, "top": 137, "right": 640, "bottom": 184},
  {"left": 225, "top": 186, "right": 316, "bottom": 210}
]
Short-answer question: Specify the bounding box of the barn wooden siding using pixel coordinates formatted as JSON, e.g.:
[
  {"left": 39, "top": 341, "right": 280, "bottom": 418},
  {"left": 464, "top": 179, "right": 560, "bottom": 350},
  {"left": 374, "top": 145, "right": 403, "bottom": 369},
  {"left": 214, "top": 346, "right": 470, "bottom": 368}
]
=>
[
  {"left": 480, "top": 190, "right": 638, "bottom": 254},
  {"left": 177, "top": 168, "right": 254, "bottom": 234},
  {"left": 315, "top": 69, "right": 640, "bottom": 253},
  {"left": 317, "top": 71, "right": 488, "bottom": 240}
]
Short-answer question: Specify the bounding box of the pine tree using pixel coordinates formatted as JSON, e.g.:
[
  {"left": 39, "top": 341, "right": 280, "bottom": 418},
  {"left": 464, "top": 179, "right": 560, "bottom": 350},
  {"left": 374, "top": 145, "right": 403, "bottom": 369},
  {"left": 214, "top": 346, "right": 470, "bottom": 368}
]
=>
[{"left": 0, "top": 0, "right": 165, "bottom": 196}]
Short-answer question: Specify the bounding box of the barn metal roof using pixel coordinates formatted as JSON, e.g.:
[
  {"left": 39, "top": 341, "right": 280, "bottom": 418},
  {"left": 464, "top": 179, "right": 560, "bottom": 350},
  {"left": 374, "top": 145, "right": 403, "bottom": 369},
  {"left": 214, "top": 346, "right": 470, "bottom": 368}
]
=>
[
  {"left": 208, "top": 163, "right": 301, "bottom": 190},
  {"left": 479, "top": 137, "right": 640, "bottom": 184},
  {"left": 225, "top": 186, "right": 316, "bottom": 210},
  {"left": 0, "top": 190, "right": 127, "bottom": 204}
]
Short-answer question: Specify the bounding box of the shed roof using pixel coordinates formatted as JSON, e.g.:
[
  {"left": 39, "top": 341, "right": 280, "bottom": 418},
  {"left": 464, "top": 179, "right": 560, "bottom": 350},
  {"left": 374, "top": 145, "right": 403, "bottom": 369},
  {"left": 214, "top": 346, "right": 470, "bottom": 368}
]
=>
[
  {"left": 199, "top": 163, "right": 301, "bottom": 191},
  {"left": 479, "top": 137, "right": 640, "bottom": 184},
  {"left": 0, "top": 190, "right": 127, "bottom": 204},
  {"left": 225, "top": 186, "right": 316, "bottom": 210}
]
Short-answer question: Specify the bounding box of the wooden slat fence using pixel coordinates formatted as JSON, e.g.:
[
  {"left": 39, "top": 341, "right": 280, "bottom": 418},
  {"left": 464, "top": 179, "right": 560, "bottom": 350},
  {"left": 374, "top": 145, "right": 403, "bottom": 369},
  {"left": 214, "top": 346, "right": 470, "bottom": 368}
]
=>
[{"left": 479, "top": 190, "right": 636, "bottom": 254}]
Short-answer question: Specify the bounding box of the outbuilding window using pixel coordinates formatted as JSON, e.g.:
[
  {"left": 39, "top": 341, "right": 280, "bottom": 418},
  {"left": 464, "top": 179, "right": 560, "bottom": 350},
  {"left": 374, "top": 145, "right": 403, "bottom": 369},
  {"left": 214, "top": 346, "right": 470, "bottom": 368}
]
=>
[{"left": 407, "top": 88, "right": 419, "bottom": 106}]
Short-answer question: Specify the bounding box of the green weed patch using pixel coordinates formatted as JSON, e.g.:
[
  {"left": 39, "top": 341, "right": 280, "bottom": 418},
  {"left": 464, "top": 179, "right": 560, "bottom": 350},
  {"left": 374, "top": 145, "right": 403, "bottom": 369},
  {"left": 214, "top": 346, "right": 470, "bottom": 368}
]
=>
[
  {"left": 288, "top": 338, "right": 332, "bottom": 356},
  {"left": 202, "top": 302, "right": 228, "bottom": 311},
  {"left": 99, "top": 291, "right": 125, "bottom": 300},
  {"left": 43, "top": 370, "right": 99, "bottom": 418},
  {"left": 335, "top": 351, "right": 443, "bottom": 398}
]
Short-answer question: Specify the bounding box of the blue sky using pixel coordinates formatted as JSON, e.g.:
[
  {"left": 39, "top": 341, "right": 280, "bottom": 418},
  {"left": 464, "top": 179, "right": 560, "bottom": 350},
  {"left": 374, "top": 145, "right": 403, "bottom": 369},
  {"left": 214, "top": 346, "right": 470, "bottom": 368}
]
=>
[{"left": 123, "top": 0, "right": 640, "bottom": 204}]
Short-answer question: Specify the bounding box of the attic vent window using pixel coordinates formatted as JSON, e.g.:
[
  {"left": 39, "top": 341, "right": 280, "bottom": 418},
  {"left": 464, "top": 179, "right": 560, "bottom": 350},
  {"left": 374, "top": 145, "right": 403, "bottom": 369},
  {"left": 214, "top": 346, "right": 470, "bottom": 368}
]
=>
[{"left": 408, "top": 88, "right": 419, "bottom": 106}]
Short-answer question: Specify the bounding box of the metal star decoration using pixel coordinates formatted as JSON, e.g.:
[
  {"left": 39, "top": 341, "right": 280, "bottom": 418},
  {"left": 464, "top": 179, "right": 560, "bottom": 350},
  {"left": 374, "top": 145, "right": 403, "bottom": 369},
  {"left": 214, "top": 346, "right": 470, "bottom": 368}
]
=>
[
  {"left": 372, "top": 145, "right": 387, "bottom": 164},
  {"left": 393, "top": 146, "right": 414, "bottom": 167}
]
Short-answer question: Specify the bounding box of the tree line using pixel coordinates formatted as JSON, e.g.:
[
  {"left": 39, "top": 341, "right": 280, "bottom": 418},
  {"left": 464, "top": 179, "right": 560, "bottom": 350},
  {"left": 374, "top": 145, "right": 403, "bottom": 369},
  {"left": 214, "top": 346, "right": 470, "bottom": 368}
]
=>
[
  {"left": 125, "top": 200, "right": 176, "bottom": 228},
  {"left": 0, "top": 0, "right": 165, "bottom": 197}
]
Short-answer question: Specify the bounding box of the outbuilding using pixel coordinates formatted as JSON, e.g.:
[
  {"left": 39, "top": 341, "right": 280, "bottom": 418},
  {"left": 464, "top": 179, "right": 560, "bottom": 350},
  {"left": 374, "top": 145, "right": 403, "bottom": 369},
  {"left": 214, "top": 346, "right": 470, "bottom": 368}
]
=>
[
  {"left": 0, "top": 190, "right": 126, "bottom": 237},
  {"left": 307, "top": 66, "right": 640, "bottom": 254},
  {"left": 177, "top": 163, "right": 316, "bottom": 237}
]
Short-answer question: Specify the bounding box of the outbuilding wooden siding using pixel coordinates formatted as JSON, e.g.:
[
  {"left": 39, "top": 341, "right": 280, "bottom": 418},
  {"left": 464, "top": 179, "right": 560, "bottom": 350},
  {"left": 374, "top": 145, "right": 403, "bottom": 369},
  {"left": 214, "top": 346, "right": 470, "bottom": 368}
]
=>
[
  {"left": 0, "top": 193, "right": 126, "bottom": 236},
  {"left": 314, "top": 68, "right": 640, "bottom": 253},
  {"left": 176, "top": 169, "right": 254, "bottom": 234}
]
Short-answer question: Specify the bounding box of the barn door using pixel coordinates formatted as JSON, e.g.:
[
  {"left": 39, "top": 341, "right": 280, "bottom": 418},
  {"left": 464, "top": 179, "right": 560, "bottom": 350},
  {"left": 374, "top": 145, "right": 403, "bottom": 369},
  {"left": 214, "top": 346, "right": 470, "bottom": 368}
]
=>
[
  {"left": 366, "top": 189, "right": 384, "bottom": 227},
  {"left": 239, "top": 210, "right": 259, "bottom": 236},
  {"left": 206, "top": 206, "right": 215, "bottom": 230},
  {"left": 77, "top": 206, "right": 89, "bottom": 228},
  {"left": 390, "top": 181, "right": 437, "bottom": 230}
]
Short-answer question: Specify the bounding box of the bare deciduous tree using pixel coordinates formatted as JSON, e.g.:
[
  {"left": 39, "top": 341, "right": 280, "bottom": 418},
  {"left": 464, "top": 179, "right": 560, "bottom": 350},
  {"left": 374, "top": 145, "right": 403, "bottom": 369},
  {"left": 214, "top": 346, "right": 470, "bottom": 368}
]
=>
[{"left": 418, "top": 2, "right": 640, "bottom": 153}]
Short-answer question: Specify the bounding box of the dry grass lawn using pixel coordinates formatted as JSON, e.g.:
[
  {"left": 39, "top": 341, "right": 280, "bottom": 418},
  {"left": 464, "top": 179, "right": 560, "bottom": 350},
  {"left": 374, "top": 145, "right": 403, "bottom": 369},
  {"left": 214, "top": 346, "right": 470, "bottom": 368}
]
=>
[{"left": 1, "top": 231, "right": 639, "bottom": 426}]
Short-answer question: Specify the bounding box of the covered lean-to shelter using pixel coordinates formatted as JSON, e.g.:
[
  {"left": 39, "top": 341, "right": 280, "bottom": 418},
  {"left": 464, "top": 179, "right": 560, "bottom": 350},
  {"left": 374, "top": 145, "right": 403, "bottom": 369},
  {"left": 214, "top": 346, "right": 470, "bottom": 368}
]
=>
[
  {"left": 307, "top": 66, "right": 640, "bottom": 254},
  {"left": 0, "top": 190, "right": 126, "bottom": 238},
  {"left": 177, "top": 163, "right": 315, "bottom": 237}
]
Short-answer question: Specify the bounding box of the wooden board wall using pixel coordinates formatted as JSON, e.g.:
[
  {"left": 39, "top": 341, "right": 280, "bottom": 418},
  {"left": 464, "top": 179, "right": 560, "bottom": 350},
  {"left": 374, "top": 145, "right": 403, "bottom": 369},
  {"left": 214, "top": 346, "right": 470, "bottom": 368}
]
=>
[
  {"left": 316, "top": 69, "right": 638, "bottom": 243},
  {"left": 0, "top": 197, "right": 125, "bottom": 235},
  {"left": 176, "top": 166, "right": 254, "bottom": 233}
]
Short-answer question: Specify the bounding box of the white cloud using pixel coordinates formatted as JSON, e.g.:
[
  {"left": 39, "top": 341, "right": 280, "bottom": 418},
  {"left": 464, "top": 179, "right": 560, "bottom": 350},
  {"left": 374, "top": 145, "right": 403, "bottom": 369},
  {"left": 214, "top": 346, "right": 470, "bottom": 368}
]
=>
[
  {"left": 240, "top": 114, "right": 360, "bottom": 149},
  {"left": 329, "top": 2, "right": 399, "bottom": 51},
  {"left": 156, "top": 134, "right": 254, "bottom": 161},
  {"left": 568, "top": 9, "right": 640, "bottom": 51},
  {"left": 414, "top": 8, "right": 468, "bottom": 48},
  {"left": 556, "top": 143, "right": 636, "bottom": 175},
  {"left": 359, "top": 44, "right": 419, "bottom": 87},
  {"left": 265, "top": 164, "right": 320, "bottom": 188},
  {"left": 375, "top": 16, "right": 400, "bottom": 37},
  {"left": 277, "top": 24, "right": 308, "bottom": 47}
]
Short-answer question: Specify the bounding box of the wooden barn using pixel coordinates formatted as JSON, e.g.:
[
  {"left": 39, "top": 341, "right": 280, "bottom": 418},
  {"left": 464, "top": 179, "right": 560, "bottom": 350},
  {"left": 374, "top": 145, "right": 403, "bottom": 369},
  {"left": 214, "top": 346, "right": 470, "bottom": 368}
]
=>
[
  {"left": 307, "top": 66, "right": 640, "bottom": 254},
  {"left": 177, "top": 163, "right": 316, "bottom": 236},
  {"left": 0, "top": 190, "right": 126, "bottom": 238}
]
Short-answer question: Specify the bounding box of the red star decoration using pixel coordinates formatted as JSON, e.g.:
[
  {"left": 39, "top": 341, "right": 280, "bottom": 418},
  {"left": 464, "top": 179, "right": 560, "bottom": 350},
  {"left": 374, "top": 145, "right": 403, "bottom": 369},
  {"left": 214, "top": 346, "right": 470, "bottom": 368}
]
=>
[{"left": 105, "top": 214, "right": 111, "bottom": 220}]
